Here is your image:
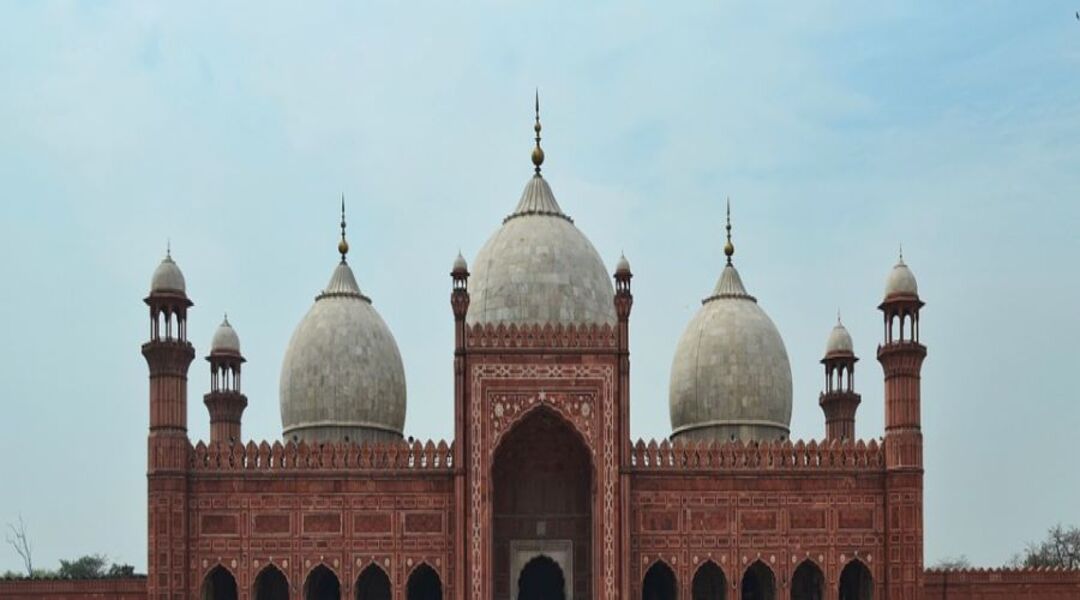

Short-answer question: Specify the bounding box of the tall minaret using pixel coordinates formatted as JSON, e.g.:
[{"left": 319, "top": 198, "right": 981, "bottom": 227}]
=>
[
  {"left": 203, "top": 315, "right": 247, "bottom": 444},
  {"left": 819, "top": 314, "right": 860, "bottom": 441},
  {"left": 141, "top": 247, "right": 195, "bottom": 600},
  {"left": 877, "top": 250, "right": 926, "bottom": 600}
]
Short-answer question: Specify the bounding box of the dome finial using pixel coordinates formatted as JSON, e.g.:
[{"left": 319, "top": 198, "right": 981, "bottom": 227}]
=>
[
  {"left": 166, "top": 238, "right": 171, "bottom": 259},
  {"left": 724, "top": 197, "right": 735, "bottom": 265},
  {"left": 898, "top": 242, "right": 904, "bottom": 264},
  {"left": 338, "top": 194, "right": 349, "bottom": 262},
  {"left": 531, "top": 89, "right": 545, "bottom": 175},
  {"left": 837, "top": 308, "right": 842, "bottom": 325}
]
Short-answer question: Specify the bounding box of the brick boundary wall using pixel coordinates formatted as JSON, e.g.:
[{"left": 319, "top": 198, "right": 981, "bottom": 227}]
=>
[
  {"left": 0, "top": 576, "right": 147, "bottom": 599},
  {"left": 924, "top": 567, "right": 1080, "bottom": 599}
]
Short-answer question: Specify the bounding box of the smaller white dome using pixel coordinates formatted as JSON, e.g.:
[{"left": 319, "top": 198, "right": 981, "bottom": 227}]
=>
[
  {"left": 211, "top": 316, "right": 241, "bottom": 354},
  {"left": 151, "top": 253, "right": 186, "bottom": 294},
  {"left": 885, "top": 258, "right": 918, "bottom": 298},
  {"left": 453, "top": 251, "right": 468, "bottom": 273},
  {"left": 825, "top": 320, "right": 853, "bottom": 355},
  {"left": 615, "top": 253, "right": 631, "bottom": 274}
]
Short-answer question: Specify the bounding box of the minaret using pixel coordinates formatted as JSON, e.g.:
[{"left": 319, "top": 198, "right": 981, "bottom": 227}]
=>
[
  {"left": 141, "top": 247, "right": 195, "bottom": 600},
  {"left": 203, "top": 315, "right": 247, "bottom": 444},
  {"left": 877, "top": 250, "right": 926, "bottom": 600},
  {"left": 450, "top": 250, "right": 470, "bottom": 600},
  {"left": 819, "top": 314, "right": 861, "bottom": 440}
]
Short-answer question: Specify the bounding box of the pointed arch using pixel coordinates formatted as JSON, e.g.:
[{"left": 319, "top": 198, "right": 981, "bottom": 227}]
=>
[
  {"left": 741, "top": 560, "right": 775, "bottom": 600},
  {"left": 642, "top": 560, "right": 677, "bottom": 600},
  {"left": 355, "top": 563, "right": 391, "bottom": 600},
  {"left": 790, "top": 559, "right": 824, "bottom": 600},
  {"left": 517, "top": 555, "right": 566, "bottom": 600},
  {"left": 305, "top": 563, "right": 341, "bottom": 600},
  {"left": 692, "top": 560, "right": 727, "bottom": 600},
  {"left": 406, "top": 562, "right": 442, "bottom": 600},
  {"left": 253, "top": 563, "right": 289, "bottom": 600},
  {"left": 201, "top": 564, "right": 238, "bottom": 600},
  {"left": 838, "top": 559, "right": 872, "bottom": 600}
]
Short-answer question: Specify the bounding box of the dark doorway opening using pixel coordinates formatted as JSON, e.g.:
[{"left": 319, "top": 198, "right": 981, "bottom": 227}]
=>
[
  {"left": 790, "top": 561, "right": 824, "bottom": 600},
  {"left": 202, "top": 566, "right": 238, "bottom": 600},
  {"left": 692, "top": 561, "right": 727, "bottom": 600},
  {"left": 407, "top": 564, "right": 443, "bottom": 600},
  {"left": 642, "top": 561, "right": 677, "bottom": 600},
  {"left": 517, "top": 555, "right": 566, "bottom": 600},
  {"left": 355, "top": 564, "right": 391, "bottom": 600},
  {"left": 305, "top": 565, "right": 340, "bottom": 600},
  {"left": 741, "top": 561, "right": 775, "bottom": 600},
  {"left": 253, "top": 565, "right": 289, "bottom": 600},
  {"left": 839, "top": 561, "right": 872, "bottom": 600}
]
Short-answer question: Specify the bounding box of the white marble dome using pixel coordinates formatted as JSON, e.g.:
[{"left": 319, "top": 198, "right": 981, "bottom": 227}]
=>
[
  {"left": 669, "top": 262, "right": 793, "bottom": 442},
  {"left": 150, "top": 253, "right": 186, "bottom": 294},
  {"left": 885, "top": 257, "right": 918, "bottom": 298},
  {"left": 467, "top": 174, "right": 616, "bottom": 326},
  {"left": 279, "top": 259, "right": 406, "bottom": 444},
  {"left": 210, "top": 316, "right": 241, "bottom": 355},
  {"left": 825, "top": 320, "right": 853, "bottom": 356}
]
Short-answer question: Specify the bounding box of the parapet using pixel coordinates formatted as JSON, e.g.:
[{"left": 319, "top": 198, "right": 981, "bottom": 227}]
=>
[
  {"left": 189, "top": 439, "right": 454, "bottom": 472},
  {"left": 629, "top": 438, "right": 884, "bottom": 471},
  {"left": 465, "top": 322, "right": 618, "bottom": 350}
]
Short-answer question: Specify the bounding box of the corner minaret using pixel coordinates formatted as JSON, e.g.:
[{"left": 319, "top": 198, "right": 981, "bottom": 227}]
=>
[
  {"left": 203, "top": 315, "right": 247, "bottom": 443},
  {"left": 877, "top": 250, "right": 927, "bottom": 600},
  {"left": 819, "top": 314, "right": 860, "bottom": 441},
  {"left": 142, "top": 247, "right": 195, "bottom": 449}
]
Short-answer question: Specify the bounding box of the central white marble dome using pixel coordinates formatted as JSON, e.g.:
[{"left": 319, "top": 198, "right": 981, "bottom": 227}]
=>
[{"left": 467, "top": 174, "right": 616, "bottom": 326}]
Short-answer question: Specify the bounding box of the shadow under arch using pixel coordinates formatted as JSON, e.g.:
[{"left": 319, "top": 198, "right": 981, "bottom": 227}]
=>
[
  {"left": 790, "top": 559, "right": 824, "bottom": 600},
  {"left": 493, "top": 405, "right": 593, "bottom": 599},
  {"left": 355, "top": 563, "right": 391, "bottom": 600},
  {"left": 741, "top": 560, "right": 776, "bottom": 600},
  {"left": 253, "top": 563, "right": 289, "bottom": 600},
  {"left": 839, "top": 558, "right": 873, "bottom": 600},
  {"left": 517, "top": 554, "right": 566, "bottom": 600},
  {"left": 406, "top": 562, "right": 443, "bottom": 600},
  {"left": 692, "top": 560, "right": 728, "bottom": 600},
  {"left": 305, "top": 563, "right": 341, "bottom": 600},
  {"left": 202, "top": 564, "right": 238, "bottom": 600},
  {"left": 642, "top": 559, "right": 677, "bottom": 600}
]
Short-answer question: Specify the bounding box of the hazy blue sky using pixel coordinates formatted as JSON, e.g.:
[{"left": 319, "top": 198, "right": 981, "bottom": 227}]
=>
[{"left": 1, "top": 1, "right": 1078, "bottom": 573}]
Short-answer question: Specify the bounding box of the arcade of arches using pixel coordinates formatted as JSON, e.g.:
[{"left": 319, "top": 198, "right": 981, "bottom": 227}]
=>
[
  {"left": 639, "top": 560, "right": 872, "bottom": 600},
  {"left": 493, "top": 409, "right": 592, "bottom": 600},
  {"left": 202, "top": 562, "right": 443, "bottom": 600}
]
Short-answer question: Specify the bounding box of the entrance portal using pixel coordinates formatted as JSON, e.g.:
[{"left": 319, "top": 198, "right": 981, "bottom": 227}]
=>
[{"left": 517, "top": 555, "right": 566, "bottom": 600}]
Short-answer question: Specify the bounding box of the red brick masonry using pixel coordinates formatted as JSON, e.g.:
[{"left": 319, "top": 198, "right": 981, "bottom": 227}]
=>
[
  {"left": 924, "top": 568, "right": 1080, "bottom": 599},
  {"left": 0, "top": 576, "right": 147, "bottom": 599}
]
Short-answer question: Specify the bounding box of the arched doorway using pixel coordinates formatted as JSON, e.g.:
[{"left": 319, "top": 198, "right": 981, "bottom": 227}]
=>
[
  {"left": 355, "top": 564, "right": 391, "bottom": 600},
  {"left": 202, "top": 566, "right": 238, "bottom": 600},
  {"left": 253, "top": 564, "right": 289, "bottom": 600},
  {"left": 741, "top": 561, "right": 775, "bottom": 600},
  {"left": 493, "top": 408, "right": 592, "bottom": 600},
  {"left": 407, "top": 564, "right": 442, "bottom": 600},
  {"left": 642, "top": 561, "right": 677, "bottom": 600},
  {"left": 790, "top": 561, "right": 824, "bottom": 600},
  {"left": 838, "top": 560, "right": 872, "bottom": 600},
  {"left": 517, "top": 555, "right": 566, "bottom": 600},
  {"left": 692, "top": 561, "right": 727, "bottom": 600},
  {"left": 305, "top": 564, "right": 341, "bottom": 600}
]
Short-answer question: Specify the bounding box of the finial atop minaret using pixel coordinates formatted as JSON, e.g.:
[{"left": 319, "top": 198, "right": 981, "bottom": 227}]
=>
[
  {"left": 532, "top": 89, "right": 545, "bottom": 175},
  {"left": 338, "top": 194, "right": 349, "bottom": 262},
  {"left": 724, "top": 197, "right": 735, "bottom": 265}
]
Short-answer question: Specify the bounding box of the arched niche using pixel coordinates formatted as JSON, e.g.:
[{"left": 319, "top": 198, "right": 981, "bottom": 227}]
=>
[
  {"left": 305, "top": 564, "right": 341, "bottom": 600},
  {"left": 406, "top": 563, "right": 442, "bottom": 600},
  {"left": 642, "top": 560, "right": 677, "bottom": 600},
  {"left": 692, "top": 561, "right": 727, "bottom": 600},
  {"left": 517, "top": 554, "right": 566, "bottom": 600},
  {"left": 202, "top": 565, "right": 238, "bottom": 600},
  {"left": 355, "top": 564, "right": 391, "bottom": 600},
  {"left": 253, "top": 564, "right": 289, "bottom": 600},
  {"left": 839, "top": 560, "right": 873, "bottom": 600},
  {"left": 741, "top": 561, "right": 776, "bottom": 600},
  {"left": 790, "top": 560, "right": 824, "bottom": 600}
]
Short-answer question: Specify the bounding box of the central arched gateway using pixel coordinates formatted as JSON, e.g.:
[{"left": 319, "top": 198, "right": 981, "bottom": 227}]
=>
[
  {"left": 493, "top": 408, "right": 592, "bottom": 600},
  {"left": 517, "top": 554, "right": 567, "bottom": 600}
]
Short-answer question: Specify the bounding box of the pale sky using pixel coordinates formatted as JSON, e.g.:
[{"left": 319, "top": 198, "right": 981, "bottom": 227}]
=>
[{"left": 1, "top": 1, "right": 1078, "bottom": 573}]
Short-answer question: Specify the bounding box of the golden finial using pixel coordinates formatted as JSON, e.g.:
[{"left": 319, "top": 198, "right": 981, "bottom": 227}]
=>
[
  {"left": 338, "top": 194, "right": 349, "bottom": 261},
  {"left": 531, "top": 89, "right": 545, "bottom": 175},
  {"left": 724, "top": 197, "right": 735, "bottom": 265}
]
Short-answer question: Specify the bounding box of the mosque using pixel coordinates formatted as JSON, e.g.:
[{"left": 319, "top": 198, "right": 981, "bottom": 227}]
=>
[{"left": 34, "top": 105, "right": 1077, "bottom": 600}]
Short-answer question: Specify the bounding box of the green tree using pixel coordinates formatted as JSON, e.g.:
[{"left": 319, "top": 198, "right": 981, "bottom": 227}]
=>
[
  {"left": 57, "top": 554, "right": 109, "bottom": 579},
  {"left": 1021, "top": 524, "right": 1080, "bottom": 569}
]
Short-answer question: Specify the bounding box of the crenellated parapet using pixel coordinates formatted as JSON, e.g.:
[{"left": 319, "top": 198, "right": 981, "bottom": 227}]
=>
[
  {"left": 465, "top": 321, "right": 618, "bottom": 351},
  {"left": 628, "top": 437, "right": 884, "bottom": 471},
  {"left": 189, "top": 439, "right": 454, "bottom": 472},
  {"left": 924, "top": 567, "right": 1080, "bottom": 598}
]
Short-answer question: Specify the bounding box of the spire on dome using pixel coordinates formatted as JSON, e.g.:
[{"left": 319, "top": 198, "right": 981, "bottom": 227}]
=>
[
  {"left": 532, "top": 89, "right": 545, "bottom": 175},
  {"left": 338, "top": 194, "right": 349, "bottom": 262},
  {"left": 724, "top": 198, "right": 735, "bottom": 265}
]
